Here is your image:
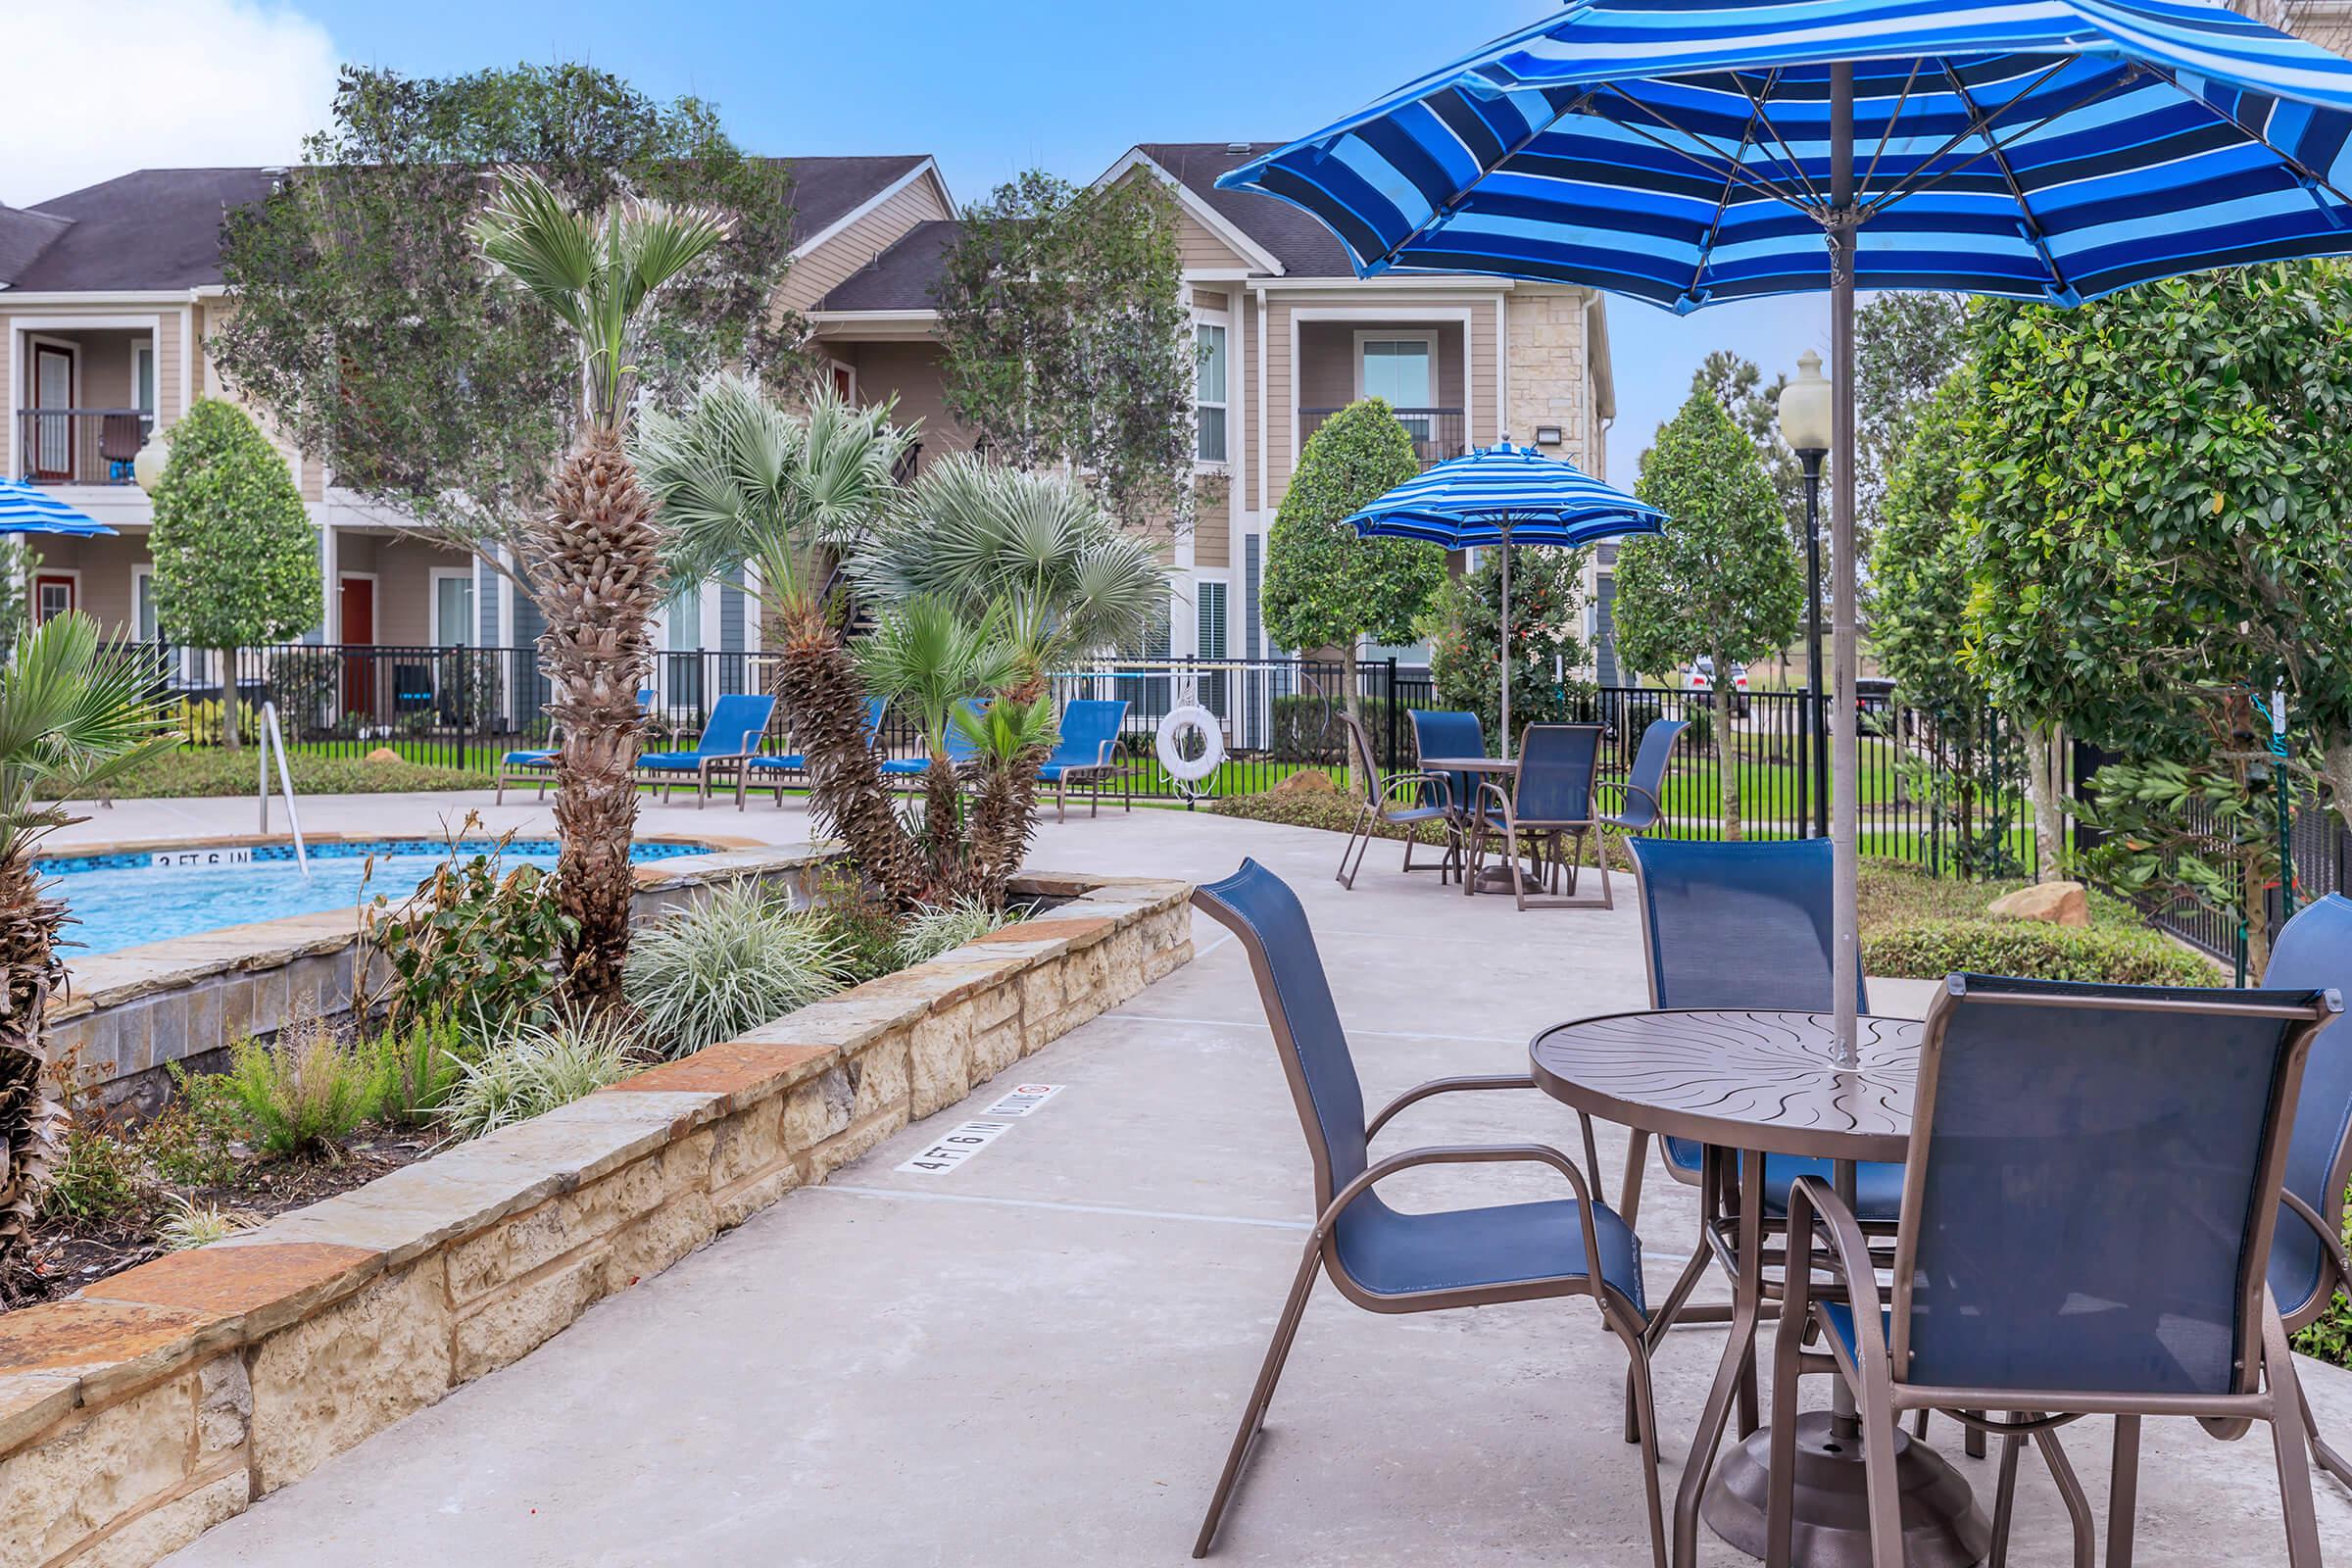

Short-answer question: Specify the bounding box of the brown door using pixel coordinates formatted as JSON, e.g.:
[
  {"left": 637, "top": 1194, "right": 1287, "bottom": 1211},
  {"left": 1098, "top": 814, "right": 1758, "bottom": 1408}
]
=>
[
  {"left": 339, "top": 576, "right": 375, "bottom": 717},
  {"left": 31, "top": 573, "right": 74, "bottom": 624},
  {"left": 832, "top": 364, "right": 855, "bottom": 401},
  {"left": 30, "top": 345, "right": 73, "bottom": 481}
]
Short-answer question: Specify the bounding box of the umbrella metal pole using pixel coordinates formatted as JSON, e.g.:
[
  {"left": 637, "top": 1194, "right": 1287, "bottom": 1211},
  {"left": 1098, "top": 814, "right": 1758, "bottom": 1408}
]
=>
[{"left": 1498, "top": 520, "right": 1512, "bottom": 760}]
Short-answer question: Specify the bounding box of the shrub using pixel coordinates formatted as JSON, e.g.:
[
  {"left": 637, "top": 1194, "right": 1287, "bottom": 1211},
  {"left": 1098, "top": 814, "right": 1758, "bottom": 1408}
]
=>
[
  {"left": 37, "top": 1117, "right": 150, "bottom": 1226},
  {"left": 1861, "top": 919, "right": 2220, "bottom": 987},
  {"left": 360, "top": 816, "right": 575, "bottom": 1039},
  {"left": 441, "top": 1009, "right": 634, "bottom": 1141},
  {"left": 896, "top": 897, "right": 1019, "bottom": 966},
  {"left": 219, "top": 1022, "right": 387, "bottom": 1158},
  {"left": 143, "top": 1068, "right": 245, "bottom": 1188},
  {"left": 101, "top": 748, "right": 484, "bottom": 798},
  {"left": 809, "top": 868, "right": 911, "bottom": 985},
  {"left": 2291, "top": 1200, "right": 2352, "bottom": 1369},
  {"left": 267, "top": 648, "right": 343, "bottom": 738},
  {"left": 159, "top": 1195, "right": 247, "bottom": 1251},
  {"left": 1268, "top": 692, "right": 1406, "bottom": 766},
  {"left": 623, "top": 881, "right": 851, "bottom": 1057},
  {"left": 368, "top": 1011, "right": 472, "bottom": 1125}
]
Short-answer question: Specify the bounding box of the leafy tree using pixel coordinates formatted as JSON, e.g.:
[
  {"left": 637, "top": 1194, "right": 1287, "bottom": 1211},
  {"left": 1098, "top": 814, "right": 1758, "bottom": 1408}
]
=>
[
  {"left": 933, "top": 171, "right": 1195, "bottom": 532},
  {"left": 0, "top": 543, "right": 39, "bottom": 651},
  {"left": 1422, "top": 546, "right": 1591, "bottom": 742},
  {"left": 148, "top": 399, "right": 322, "bottom": 750},
  {"left": 475, "top": 169, "right": 729, "bottom": 1011},
  {"left": 0, "top": 614, "right": 177, "bottom": 1276},
  {"left": 1261, "top": 400, "right": 1444, "bottom": 761},
  {"left": 1693, "top": 351, "right": 1801, "bottom": 543},
  {"left": 1617, "top": 390, "right": 1803, "bottom": 839},
  {"left": 1856, "top": 292, "right": 1969, "bottom": 543},
  {"left": 212, "top": 63, "right": 799, "bottom": 581}
]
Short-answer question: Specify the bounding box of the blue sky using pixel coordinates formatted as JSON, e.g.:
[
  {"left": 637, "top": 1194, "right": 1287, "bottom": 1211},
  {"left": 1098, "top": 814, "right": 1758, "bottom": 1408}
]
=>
[{"left": 17, "top": 0, "right": 1832, "bottom": 477}]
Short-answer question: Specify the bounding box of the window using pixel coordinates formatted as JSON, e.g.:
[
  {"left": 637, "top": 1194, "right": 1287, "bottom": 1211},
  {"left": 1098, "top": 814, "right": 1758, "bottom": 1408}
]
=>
[
  {"left": 131, "top": 342, "right": 156, "bottom": 419},
  {"left": 666, "top": 585, "right": 701, "bottom": 652},
  {"left": 1358, "top": 335, "right": 1435, "bottom": 444},
  {"left": 1195, "top": 322, "right": 1228, "bottom": 464},
  {"left": 431, "top": 570, "right": 475, "bottom": 648}
]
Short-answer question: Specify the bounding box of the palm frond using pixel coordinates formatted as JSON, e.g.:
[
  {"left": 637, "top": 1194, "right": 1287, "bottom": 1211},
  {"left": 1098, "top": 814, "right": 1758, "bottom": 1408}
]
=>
[{"left": 475, "top": 169, "right": 596, "bottom": 334}]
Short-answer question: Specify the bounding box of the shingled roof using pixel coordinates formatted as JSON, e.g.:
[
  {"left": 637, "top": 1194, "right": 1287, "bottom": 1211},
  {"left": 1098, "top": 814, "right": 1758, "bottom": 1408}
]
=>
[{"left": 1131, "top": 142, "right": 1357, "bottom": 276}]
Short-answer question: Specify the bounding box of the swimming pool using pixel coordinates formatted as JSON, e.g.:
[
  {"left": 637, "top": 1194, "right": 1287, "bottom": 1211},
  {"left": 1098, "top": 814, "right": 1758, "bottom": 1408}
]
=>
[{"left": 42, "top": 839, "right": 714, "bottom": 957}]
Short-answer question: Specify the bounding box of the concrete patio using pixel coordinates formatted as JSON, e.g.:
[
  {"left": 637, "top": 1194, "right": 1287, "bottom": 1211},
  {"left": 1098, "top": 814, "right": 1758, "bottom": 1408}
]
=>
[{"left": 79, "top": 795, "right": 2352, "bottom": 1566}]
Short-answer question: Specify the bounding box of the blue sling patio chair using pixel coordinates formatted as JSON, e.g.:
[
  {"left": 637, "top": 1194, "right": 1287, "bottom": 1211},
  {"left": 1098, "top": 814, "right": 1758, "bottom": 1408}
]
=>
[
  {"left": 2259, "top": 894, "right": 2352, "bottom": 1491},
  {"left": 495, "top": 687, "right": 654, "bottom": 804},
  {"left": 634, "top": 692, "right": 775, "bottom": 808},
  {"left": 735, "top": 696, "right": 888, "bottom": 809},
  {"left": 1037, "top": 698, "right": 1130, "bottom": 821},
  {"left": 1596, "top": 719, "right": 1686, "bottom": 849},
  {"left": 1333, "top": 709, "right": 1458, "bottom": 889},
  {"left": 1769, "top": 975, "right": 2341, "bottom": 1568},
  {"left": 1187, "top": 859, "right": 1665, "bottom": 1565},
  {"left": 1466, "top": 723, "right": 1607, "bottom": 910},
  {"left": 879, "top": 698, "right": 987, "bottom": 784},
  {"left": 1408, "top": 709, "right": 1486, "bottom": 894}
]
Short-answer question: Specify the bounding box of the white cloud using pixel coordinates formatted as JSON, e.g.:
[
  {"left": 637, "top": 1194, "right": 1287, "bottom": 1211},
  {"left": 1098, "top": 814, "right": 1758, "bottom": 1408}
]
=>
[{"left": 2, "top": 0, "right": 338, "bottom": 207}]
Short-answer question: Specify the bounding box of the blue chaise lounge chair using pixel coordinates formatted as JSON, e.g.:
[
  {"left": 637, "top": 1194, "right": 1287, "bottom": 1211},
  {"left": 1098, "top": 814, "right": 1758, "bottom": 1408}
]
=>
[{"left": 635, "top": 692, "right": 775, "bottom": 808}]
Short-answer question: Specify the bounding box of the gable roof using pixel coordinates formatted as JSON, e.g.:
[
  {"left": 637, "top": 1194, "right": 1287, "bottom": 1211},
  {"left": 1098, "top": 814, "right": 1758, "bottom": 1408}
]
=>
[
  {"left": 1130, "top": 143, "right": 1356, "bottom": 276},
  {"left": 2, "top": 156, "right": 942, "bottom": 297},
  {"left": 817, "top": 219, "right": 959, "bottom": 312},
  {"left": 6, "top": 168, "right": 280, "bottom": 292}
]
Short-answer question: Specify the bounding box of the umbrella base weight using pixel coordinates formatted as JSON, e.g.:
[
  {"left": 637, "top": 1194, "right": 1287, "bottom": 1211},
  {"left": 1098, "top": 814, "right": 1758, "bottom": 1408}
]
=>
[
  {"left": 1702, "top": 1411, "right": 1990, "bottom": 1568},
  {"left": 1470, "top": 864, "right": 1545, "bottom": 894}
]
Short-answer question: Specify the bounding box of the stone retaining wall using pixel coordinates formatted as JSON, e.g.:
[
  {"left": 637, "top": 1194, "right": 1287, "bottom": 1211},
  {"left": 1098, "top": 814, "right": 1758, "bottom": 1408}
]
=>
[
  {"left": 50, "top": 838, "right": 834, "bottom": 1113},
  {"left": 0, "top": 871, "right": 1192, "bottom": 1568}
]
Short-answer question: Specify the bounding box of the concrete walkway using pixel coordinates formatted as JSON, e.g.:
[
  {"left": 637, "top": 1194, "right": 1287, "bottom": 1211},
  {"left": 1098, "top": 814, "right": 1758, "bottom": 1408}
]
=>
[{"left": 114, "top": 796, "right": 2352, "bottom": 1566}]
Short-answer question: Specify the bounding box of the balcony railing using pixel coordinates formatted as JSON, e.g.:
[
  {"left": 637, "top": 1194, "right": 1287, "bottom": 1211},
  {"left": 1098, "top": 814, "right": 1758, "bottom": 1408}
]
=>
[
  {"left": 15, "top": 409, "right": 153, "bottom": 485},
  {"left": 1298, "top": 407, "right": 1465, "bottom": 470}
]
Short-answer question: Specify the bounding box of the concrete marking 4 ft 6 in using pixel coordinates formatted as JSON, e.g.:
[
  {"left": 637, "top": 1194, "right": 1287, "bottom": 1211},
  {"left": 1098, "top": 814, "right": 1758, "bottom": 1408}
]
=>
[{"left": 894, "top": 1084, "right": 1065, "bottom": 1175}]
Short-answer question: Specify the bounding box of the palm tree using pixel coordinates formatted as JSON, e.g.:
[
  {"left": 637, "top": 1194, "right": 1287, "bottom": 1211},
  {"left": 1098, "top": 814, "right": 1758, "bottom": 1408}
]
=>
[
  {"left": 638, "top": 376, "right": 929, "bottom": 906},
  {"left": 0, "top": 614, "right": 176, "bottom": 1271},
  {"left": 851, "top": 457, "right": 1167, "bottom": 699},
  {"left": 477, "top": 168, "right": 730, "bottom": 1009}
]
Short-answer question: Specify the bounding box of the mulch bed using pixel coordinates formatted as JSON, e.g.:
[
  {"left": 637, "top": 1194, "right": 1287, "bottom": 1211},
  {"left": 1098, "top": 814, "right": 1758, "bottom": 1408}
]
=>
[{"left": 0, "top": 1128, "right": 435, "bottom": 1311}]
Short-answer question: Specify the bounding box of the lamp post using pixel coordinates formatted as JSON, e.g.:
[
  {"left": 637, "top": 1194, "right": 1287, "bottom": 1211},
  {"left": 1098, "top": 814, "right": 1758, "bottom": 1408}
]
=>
[{"left": 1779, "top": 350, "right": 1833, "bottom": 842}]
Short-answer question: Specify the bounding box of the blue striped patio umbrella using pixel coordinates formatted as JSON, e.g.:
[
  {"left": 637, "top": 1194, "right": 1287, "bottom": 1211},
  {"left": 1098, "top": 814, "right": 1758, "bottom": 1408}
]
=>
[
  {"left": 0, "top": 478, "right": 115, "bottom": 537},
  {"left": 1346, "top": 439, "right": 1665, "bottom": 756},
  {"left": 1219, "top": 0, "right": 2352, "bottom": 1067}
]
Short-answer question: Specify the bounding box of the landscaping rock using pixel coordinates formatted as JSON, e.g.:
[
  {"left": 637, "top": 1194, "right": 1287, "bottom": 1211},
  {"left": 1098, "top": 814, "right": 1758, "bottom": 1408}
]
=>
[
  {"left": 1269, "top": 768, "right": 1339, "bottom": 797},
  {"left": 1986, "top": 880, "right": 2090, "bottom": 927}
]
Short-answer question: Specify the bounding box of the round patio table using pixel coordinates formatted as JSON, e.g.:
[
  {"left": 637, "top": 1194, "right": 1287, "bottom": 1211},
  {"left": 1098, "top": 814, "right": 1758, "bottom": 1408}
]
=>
[
  {"left": 1529, "top": 1008, "right": 1989, "bottom": 1568},
  {"left": 1417, "top": 757, "right": 1536, "bottom": 894}
]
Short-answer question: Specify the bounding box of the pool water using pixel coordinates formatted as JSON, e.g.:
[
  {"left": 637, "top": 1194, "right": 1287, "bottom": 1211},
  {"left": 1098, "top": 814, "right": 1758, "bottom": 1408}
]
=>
[{"left": 41, "top": 840, "right": 713, "bottom": 957}]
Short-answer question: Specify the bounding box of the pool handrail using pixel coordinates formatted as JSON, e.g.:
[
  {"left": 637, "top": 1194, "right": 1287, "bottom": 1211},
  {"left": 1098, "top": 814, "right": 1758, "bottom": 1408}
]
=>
[{"left": 258, "top": 701, "right": 311, "bottom": 879}]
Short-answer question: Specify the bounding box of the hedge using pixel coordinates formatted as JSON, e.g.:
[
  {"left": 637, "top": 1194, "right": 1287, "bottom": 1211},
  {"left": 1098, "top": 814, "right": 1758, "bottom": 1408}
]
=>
[
  {"left": 98, "top": 749, "right": 487, "bottom": 799},
  {"left": 1862, "top": 918, "right": 2220, "bottom": 987}
]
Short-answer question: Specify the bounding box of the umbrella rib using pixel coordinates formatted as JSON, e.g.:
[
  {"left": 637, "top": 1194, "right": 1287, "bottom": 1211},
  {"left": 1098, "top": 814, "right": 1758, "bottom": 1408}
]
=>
[
  {"left": 2138, "top": 61, "right": 2352, "bottom": 212},
  {"left": 1859, "top": 59, "right": 1926, "bottom": 196},
  {"left": 1736, "top": 68, "right": 1830, "bottom": 210},
  {"left": 1855, "top": 59, "right": 2077, "bottom": 219},
  {"left": 1934, "top": 61, "right": 2077, "bottom": 301},
  {"left": 1691, "top": 76, "right": 1776, "bottom": 303},
  {"left": 1592, "top": 82, "right": 1818, "bottom": 214}
]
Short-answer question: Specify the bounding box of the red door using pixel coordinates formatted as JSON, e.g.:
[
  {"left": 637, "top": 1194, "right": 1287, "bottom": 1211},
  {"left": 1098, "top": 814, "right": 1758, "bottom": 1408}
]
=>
[
  {"left": 339, "top": 576, "right": 375, "bottom": 717},
  {"left": 31, "top": 573, "right": 74, "bottom": 624}
]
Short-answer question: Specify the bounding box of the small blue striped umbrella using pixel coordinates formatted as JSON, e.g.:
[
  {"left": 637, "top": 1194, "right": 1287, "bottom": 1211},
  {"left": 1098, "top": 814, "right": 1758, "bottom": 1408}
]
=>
[
  {"left": 1221, "top": 0, "right": 2352, "bottom": 1069},
  {"left": 1347, "top": 440, "right": 1665, "bottom": 755},
  {"left": 0, "top": 479, "right": 116, "bottom": 537}
]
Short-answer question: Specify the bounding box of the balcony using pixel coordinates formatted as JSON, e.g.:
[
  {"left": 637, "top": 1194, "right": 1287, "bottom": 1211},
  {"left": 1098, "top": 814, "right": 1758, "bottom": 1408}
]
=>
[
  {"left": 1298, "top": 406, "right": 1465, "bottom": 470},
  {"left": 15, "top": 409, "right": 153, "bottom": 486}
]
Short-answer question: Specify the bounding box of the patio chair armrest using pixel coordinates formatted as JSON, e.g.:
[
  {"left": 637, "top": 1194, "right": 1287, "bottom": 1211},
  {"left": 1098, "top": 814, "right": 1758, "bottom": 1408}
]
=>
[
  {"left": 1475, "top": 776, "right": 1514, "bottom": 826},
  {"left": 1384, "top": 769, "right": 1452, "bottom": 812},
  {"left": 1093, "top": 737, "right": 1121, "bottom": 768},
  {"left": 1316, "top": 1144, "right": 1612, "bottom": 1312},
  {"left": 2280, "top": 1189, "right": 2352, "bottom": 1288},
  {"left": 1366, "top": 1074, "right": 1540, "bottom": 1141},
  {"left": 1783, "top": 1174, "right": 1892, "bottom": 1372},
  {"left": 1592, "top": 779, "right": 1661, "bottom": 820}
]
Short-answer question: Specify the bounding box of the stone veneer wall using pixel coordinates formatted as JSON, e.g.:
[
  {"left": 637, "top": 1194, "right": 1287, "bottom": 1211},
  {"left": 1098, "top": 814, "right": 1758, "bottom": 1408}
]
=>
[
  {"left": 0, "top": 871, "right": 1192, "bottom": 1568},
  {"left": 49, "top": 840, "right": 834, "bottom": 1113},
  {"left": 1504, "top": 285, "right": 1593, "bottom": 471}
]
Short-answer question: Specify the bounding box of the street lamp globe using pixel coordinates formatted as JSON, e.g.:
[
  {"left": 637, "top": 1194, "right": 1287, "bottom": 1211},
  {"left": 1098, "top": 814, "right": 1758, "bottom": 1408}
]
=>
[
  {"left": 131, "top": 436, "right": 172, "bottom": 494},
  {"left": 1779, "top": 348, "right": 1833, "bottom": 459}
]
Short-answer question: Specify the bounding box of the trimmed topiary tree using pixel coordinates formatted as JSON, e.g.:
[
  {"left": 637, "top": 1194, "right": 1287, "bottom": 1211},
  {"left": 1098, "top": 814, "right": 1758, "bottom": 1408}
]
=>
[
  {"left": 148, "top": 399, "right": 322, "bottom": 750},
  {"left": 1616, "top": 389, "right": 1803, "bottom": 840},
  {"left": 1261, "top": 399, "right": 1442, "bottom": 770}
]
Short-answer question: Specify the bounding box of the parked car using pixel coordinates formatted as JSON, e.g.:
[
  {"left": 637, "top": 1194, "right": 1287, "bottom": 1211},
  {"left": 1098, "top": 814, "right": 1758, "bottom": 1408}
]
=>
[
  {"left": 1854, "top": 676, "right": 1897, "bottom": 714},
  {"left": 1682, "top": 658, "right": 1750, "bottom": 718}
]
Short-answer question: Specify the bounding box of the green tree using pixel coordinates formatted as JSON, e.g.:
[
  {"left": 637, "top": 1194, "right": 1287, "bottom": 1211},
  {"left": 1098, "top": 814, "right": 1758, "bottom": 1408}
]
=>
[
  {"left": 212, "top": 63, "right": 799, "bottom": 584},
  {"left": 148, "top": 399, "right": 321, "bottom": 750},
  {"left": 1856, "top": 292, "right": 1969, "bottom": 545},
  {"left": 1617, "top": 390, "right": 1803, "bottom": 839},
  {"left": 0, "top": 614, "right": 177, "bottom": 1275},
  {"left": 0, "top": 543, "right": 40, "bottom": 651},
  {"left": 475, "top": 169, "right": 729, "bottom": 1011},
  {"left": 933, "top": 171, "right": 1195, "bottom": 532},
  {"left": 1261, "top": 400, "right": 1444, "bottom": 763},
  {"left": 1423, "top": 546, "right": 1591, "bottom": 742},
  {"left": 1693, "top": 351, "right": 1801, "bottom": 544}
]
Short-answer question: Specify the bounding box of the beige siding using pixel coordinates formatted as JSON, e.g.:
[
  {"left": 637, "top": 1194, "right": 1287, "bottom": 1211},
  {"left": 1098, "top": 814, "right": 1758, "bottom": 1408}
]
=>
[
  {"left": 28, "top": 532, "right": 148, "bottom": 638},
  {"left": 1470, "top": 298, "right": 1498, "bottom": 448},
  {"left": 1192, "top": 286, "right": 1229, "bottom": 312},
  {"left": 1263, "top": 292, "right": 1503, "bottom": 503},
  {"left": 1193, "top": 490, "right": 1231, "bottom": 568},
  {"left": 1237, "top": 294, "right": 1258, "bottom": 514},
  {"left": 157, "top": 309, "right": 185, "bottom": 423},
  {"left": 841, "top": 339, "right": 974, "bottom": 459},
  {"left": 1172, "top": 205, "right": 1251, "bottom": 272},
  {"left": 779, "top": 172, "right": 954, "bottom": 315},
  {"left": 334, "top": 533, "right": 470, "bottom": 646}
]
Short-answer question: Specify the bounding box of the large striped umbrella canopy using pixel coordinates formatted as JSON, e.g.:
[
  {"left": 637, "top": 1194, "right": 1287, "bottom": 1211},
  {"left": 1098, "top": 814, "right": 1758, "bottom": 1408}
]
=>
[
  {"left": 0, "top": 479, "right": 115, "bottom": 537},
  {"left": 1220, "top": 0, "right": 2352, "bottom": 1077},
  {"left": 1214, "top": 0, "right": 2352, "bottom": 309},
  {"left": 1348, "top": 441, "right": 1665, "bottom": 756}
]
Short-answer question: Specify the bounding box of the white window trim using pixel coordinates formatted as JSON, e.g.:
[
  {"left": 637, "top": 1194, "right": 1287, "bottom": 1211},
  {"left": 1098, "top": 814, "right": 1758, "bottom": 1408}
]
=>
[
  {"left": 130, "top": 338, "right": 157, "bottom": 416},
  {"left": 31, "top": 565, "right": 81, "bottom": 620},
  {"left": 1351, "top": 329, "right": 1438, "bottom": 407},
  {"left": 1193, "top": 311, "right": 1231, "bottom": 469},
  {"left": 428, "top": 566, "right": 477, "bottom": 646},
  {"left": 131, "top": 563, "right": 157, "bottom": 640},
  {"left": 827, "top": 358, "right": 858, "bottom": 402},
  {"left": 1192, "top": 570, "right": 1234, "bottom": 657}
]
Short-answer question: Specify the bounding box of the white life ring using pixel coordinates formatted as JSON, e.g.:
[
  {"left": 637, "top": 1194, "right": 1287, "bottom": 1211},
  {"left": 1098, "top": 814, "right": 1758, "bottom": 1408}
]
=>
[{"left": 1155, "top": 705, "right": 1226, "bottom": 785}]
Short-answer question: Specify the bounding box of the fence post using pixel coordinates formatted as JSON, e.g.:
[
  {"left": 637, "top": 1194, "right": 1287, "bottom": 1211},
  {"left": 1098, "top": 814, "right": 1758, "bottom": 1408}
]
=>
[{"left": 1384, "top": 657, "right": 1400, "bottom": 775}]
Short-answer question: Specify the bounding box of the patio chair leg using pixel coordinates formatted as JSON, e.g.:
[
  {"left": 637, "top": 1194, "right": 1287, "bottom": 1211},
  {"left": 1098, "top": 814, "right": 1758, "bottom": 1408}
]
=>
[
  {"left": 2303, "top": 1379, "right": 2352, "bottom": 1487},
  {"left": 1853, "top": 1348, "right": 1906, "bottom": 1568},
  {"left": 1193, "top": 1243, "right": 1320, "bottom": 1559},
  {"left": 1911, "top": 1409, "right": 1930, "bottom": 1439},
  {"left": 2264, "top": 1302, "right": 2325, "bottom": 1568},
  {"left": 1619, "top": 1129, "right": 1651, "bottom": 1227},
  {"left": 1736, "top": 1332, "right": 1761, "bottom": 1441},
  {"left": 1337, "top": 806, "right": 1374, "bottom": 890},
  {"left": 1966, "top": 1413, "right": 1987, "bottom": 1459},
  {"left": 1987, "top": 1420, "right": 2024, "bottom": 1568},
  {"left": 2106, "top": 1414, "right": 2139, "bottom": 1568},
  {"left": 1762, "top": 1283, "right": 1805, "bottom": 1568},
  {"left": 1605, "top": 1311, "right": 1670, "bottom": 1568}
]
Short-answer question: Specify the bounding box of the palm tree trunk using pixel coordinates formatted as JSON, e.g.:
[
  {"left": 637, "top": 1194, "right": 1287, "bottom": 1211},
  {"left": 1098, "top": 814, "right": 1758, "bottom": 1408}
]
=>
[
  {"left": 771, "top": 601, "right": 929, "bottom": 911},
  {"left": 0, "top": 858, "right": 65, "bottom": 1274},
  {"left": 967, "top": 747, "right": 1046, "bottom": 907},
  {"left": 532, "top": 426, "right": 664, "bottom": 1010}
]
